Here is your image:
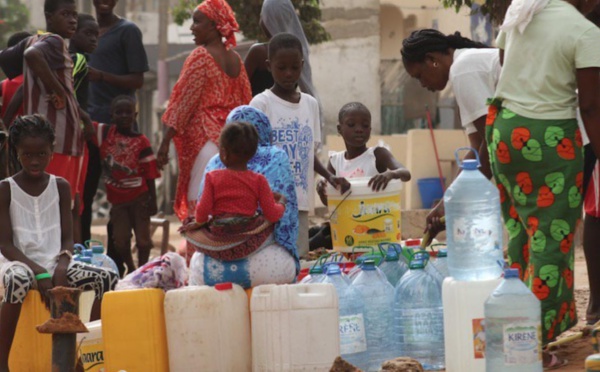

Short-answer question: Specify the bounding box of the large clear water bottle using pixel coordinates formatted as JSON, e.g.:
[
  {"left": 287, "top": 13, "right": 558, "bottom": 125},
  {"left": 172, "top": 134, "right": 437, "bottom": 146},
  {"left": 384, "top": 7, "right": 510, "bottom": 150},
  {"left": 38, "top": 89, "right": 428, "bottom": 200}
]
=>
[
  {"left": 394, "top": 259, "right": 445, "bottom": 370},
  {"left": 444, "top": 148, "right": 504, "bottom": 281},
  {"left": 323, "top": 264, "right": 369, "bottom": 370},
  {"left": 484, "top": 268, "right": 542, "bottom": 371},
  {"left": 425, "top": 248, "right": 449, "bottom": 286},
  {"left": 90, "top": 246, "right": 119, "bottom": 274},
  {"left": 378, "top": 244, "right": 408, "bottom": 286},
  {"left": 351, "top": 260, "right": 396, "bottom": 371}
]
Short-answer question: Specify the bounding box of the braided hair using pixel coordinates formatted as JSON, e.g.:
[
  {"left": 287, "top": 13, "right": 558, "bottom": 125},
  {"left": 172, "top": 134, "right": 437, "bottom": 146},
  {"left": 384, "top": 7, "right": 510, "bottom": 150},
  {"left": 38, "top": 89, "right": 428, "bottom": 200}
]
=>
[
  {"left": 9, "top": 115, "right": 55, "bottom": 149},
  {"left": 219, "top": 121, "right": 259, "bottom": 162},
  {"left": 401, "top": 29, "right": 488, "bottom": 64}
]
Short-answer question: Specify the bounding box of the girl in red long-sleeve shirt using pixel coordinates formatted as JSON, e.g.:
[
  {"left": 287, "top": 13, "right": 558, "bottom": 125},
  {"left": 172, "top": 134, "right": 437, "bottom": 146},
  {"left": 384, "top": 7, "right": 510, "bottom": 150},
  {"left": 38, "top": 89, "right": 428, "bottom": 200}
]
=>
[{"left": 195, "top": 121, "right": 286, "bottom": 225}]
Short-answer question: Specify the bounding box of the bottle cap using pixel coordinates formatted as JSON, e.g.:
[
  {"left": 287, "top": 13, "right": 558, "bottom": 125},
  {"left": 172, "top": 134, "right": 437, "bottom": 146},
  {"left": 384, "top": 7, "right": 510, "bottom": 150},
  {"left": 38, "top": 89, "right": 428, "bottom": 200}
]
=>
[
  {"left": 361, "top": 259, "right": 377, "bottom": 271},
  {"left": 405, "top": 239, "right": 420, "bottom": 247},
  {"left": 91, "top": 246, "right": 104, "bottom": 254},
  {"left": 384, "top": 249, "right": 400, "bottom": 262},
  {"left": 437, "top": 249, "right": 447, "bottom": 258},
  {"left": 326, "top": 264, "right": 341, "bottom": 275},
  {"left": 309, "top": 265, "right": 323, "bottom": 274},
  {"left": 215, "top": 282, "right": 233, "bottom": 291},
  {"left": 461, "top": 159, "right": 479, "bottom": 170},
  {"left": 504, "top": 268, "right": 520, "bottom": 278},
  {"left": 409, "top": 260, "right": 425, "bottom": 270},
  {"left": 80, "top": 257, "right": 92, "bottom": 264},
  {"left": 82, "top": 250, "right": 93, "bottom": 258}
]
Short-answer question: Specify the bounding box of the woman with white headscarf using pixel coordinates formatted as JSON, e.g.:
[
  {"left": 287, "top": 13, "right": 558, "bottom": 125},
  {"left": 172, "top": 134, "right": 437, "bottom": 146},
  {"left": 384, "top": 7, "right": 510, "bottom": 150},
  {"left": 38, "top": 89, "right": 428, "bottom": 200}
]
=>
[{"left": 244, "top": 0, "right": 318, "bottom": 99}]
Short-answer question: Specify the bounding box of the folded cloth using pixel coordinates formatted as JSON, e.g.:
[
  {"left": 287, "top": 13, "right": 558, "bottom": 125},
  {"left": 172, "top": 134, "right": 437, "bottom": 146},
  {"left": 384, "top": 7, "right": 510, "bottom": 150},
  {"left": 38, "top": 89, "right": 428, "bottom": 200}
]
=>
[
  {"left": 183, "top": 214, "right": 275, "bottom": 261},
  {"left": 501, "top": 0, "right": 549, "bottom": 34}
]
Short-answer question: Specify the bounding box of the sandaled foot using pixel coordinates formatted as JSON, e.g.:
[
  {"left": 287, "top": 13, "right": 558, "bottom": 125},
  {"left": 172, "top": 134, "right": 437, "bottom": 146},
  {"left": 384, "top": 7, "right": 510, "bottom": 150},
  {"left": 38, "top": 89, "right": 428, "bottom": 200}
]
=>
[{"left": 543, "top": 352, "right": 568, "bottom": 370}]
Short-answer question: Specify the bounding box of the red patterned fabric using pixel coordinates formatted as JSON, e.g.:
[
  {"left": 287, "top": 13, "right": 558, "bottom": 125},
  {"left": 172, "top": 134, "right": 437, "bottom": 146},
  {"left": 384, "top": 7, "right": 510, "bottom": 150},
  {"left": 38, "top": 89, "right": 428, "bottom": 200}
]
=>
[
  {"left": 162, "top": 47, "right": 251, "bottom": 220},
  {"left": 198, "top": 0, "right": 239, "bottom": 49}
]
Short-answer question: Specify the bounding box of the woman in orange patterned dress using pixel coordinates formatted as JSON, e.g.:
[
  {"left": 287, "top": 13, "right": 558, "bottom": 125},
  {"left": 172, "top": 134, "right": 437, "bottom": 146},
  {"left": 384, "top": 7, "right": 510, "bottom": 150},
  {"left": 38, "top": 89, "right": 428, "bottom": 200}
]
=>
[{"left": 157, "top": 0, "right": 251, "bottom": 221}]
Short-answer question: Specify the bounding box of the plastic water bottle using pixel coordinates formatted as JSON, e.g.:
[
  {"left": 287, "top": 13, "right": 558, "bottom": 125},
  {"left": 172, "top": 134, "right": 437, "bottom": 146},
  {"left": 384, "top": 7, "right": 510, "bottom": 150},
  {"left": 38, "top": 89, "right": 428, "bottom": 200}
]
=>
[
  {"left": 394, "top": 259, "right": 445, "bottom": 370},
  {"left": 378, "top": 244, "right": 408, "bottom": 286},
  {"left": 484, "top": 268, "right": 542, "bottom": 371},
  {"left": 351, "top": 260, "right": 395, "bottom": 371},
  {"left": 425, "top": 249, "right": 449, "bottom": 286},
  {"left": 322, "top": 264, "right": 368, "bottom": 370},
  {"left": 299, "top": 265, "right": 325, "bottom": 284},
  {"left": 444, "top": 148, "right": 504, "bottom": 281},
  {"left": 90, "top": 246, "right": 119, "bottom": 274}
]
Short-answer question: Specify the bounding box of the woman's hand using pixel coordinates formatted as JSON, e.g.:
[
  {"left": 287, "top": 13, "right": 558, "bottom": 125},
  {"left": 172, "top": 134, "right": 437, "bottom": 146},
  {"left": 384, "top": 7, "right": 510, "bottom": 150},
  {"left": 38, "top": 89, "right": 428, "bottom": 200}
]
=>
[
  {"left": 423, "top": 200, "right": 446, "bottom": 246},
  {"left": 179, "top": 219, "right": 202, "bottom": 233},
  {"left": 156, "top": 139, "right": 170, "bottom": 169},
  {"left": 273, "top": 192, "right": 286, "bottom": 205}
]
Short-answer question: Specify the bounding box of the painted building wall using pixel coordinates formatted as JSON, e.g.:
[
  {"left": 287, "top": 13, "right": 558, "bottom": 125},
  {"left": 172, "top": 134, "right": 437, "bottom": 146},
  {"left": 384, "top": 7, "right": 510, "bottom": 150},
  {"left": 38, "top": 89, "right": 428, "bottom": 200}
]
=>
[{"left": 310, "top": 0, "right": 381, "bottom": 135}]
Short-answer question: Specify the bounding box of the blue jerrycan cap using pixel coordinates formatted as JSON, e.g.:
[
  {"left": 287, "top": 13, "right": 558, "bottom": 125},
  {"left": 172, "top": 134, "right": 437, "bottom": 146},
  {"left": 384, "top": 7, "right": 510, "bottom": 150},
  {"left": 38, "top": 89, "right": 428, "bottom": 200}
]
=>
[
  {"left": 326, "top": 263, "right": 342, "bottom": 275},
  {"left": 361, "top": 259, "right": 377, "bottom": 271},
  {"left": 409, "top": 260, "right": 425, "bottom": 270},
  {"left": 455, "top": 147, "right": 481, "bottom": 170}
]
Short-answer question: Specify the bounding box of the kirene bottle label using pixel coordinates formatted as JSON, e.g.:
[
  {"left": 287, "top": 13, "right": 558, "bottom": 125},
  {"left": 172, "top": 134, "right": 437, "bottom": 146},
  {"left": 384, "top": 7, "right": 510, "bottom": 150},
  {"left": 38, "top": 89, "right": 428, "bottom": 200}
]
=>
[
  {"left": 339, "top": 313, "right": 367, "bottom": 354},
  {"left": 503, "top": 322, "right": 542, "bottom": 365}
]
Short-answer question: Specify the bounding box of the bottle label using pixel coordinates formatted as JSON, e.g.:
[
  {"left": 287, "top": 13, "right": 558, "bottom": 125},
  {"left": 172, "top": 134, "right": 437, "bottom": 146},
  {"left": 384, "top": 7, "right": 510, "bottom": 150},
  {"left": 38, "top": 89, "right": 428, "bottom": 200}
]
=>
[
  {"left": 472, "top": 318, "right": 486, "bottom": 359},
  {"left": 503, "top": 322, "right": 542, "bottom": 365},
  {"left": 403, "top": 308, "right": 439, "bottom": 343},
  {"left": 339, "top": 313, "right": 367, "bottom": 354},
  {"left": 452, "top": 216, "right": 500, "bottom": 251}
]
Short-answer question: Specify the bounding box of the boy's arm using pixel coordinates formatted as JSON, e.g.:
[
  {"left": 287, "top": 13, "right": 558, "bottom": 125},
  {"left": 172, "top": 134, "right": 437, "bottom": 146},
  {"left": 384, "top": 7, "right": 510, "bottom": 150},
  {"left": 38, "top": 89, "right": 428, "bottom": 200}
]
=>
[
  {"left": 78, "top": 106, "right": 95, "bottom": 140},
  {"left": 24, "top": 47, "right": 66, "bottom": 109},
  {"left": 257, "top": 175, "right": 285, "bottom": 223},
  {"left": 87, "top": 67, "right": 144, "bottom": 90},
  {"left": 370, "top": 147, "right": 411, "bottom": 191},
  {"left": 314, "top": 154, "right": 350, "bottom": 194},
  {"left": 3, "top": 85, "right": 23, "bottom": 128},
  {"left": 53, "top": 178, "right": 74, "bottom": 287},
  {"left": 316, "top": 160, "right": 336, "bottom": 206}
]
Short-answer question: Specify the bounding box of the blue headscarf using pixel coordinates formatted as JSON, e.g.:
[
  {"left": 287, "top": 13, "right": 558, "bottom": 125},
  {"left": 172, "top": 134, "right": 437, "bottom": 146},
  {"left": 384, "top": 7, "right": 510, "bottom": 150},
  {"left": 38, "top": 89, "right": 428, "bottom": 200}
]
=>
[{"left": 198, "top": 105, "right": 300, "bottom": 271}]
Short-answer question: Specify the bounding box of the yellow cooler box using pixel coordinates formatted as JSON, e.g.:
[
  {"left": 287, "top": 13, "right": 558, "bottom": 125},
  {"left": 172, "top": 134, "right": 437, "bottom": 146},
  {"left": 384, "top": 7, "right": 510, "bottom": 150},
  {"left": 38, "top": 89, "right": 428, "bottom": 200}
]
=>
[
  {"left": 9, "top": 290, "right": 52, "bottom": 371},
  {"left": 101, "top": 288, "right": 169, "bottom": 372},
  {"left": 327, "top": 178, "right": 402, "bottom": 252}
]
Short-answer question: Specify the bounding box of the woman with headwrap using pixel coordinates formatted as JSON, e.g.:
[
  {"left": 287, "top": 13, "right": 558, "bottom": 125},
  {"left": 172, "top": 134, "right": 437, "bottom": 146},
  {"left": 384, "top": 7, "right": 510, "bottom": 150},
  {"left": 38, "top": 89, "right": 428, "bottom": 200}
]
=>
[
  {"left": 188, "top": 105, "right": 299, "bottom": 288},
  {"left": 157, "top": 0, "right": 252, "bottom": 221},
  {"left": 244, "top": 0, "right": 318, "bottom": 99}
]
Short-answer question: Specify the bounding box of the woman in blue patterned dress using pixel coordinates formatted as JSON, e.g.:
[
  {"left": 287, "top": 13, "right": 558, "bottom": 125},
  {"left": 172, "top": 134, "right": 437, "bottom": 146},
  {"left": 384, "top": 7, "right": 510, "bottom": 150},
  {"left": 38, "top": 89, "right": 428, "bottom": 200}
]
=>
[{"left": 189, "top": 105, "right": 299, "bottom": 288}]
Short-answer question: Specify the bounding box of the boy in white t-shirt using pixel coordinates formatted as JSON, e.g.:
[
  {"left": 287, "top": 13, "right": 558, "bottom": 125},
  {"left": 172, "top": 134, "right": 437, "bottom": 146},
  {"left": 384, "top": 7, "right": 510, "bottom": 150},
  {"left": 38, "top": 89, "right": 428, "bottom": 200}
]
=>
[{"left": 250, "top": 33, "right": 348, "bottom": 258}]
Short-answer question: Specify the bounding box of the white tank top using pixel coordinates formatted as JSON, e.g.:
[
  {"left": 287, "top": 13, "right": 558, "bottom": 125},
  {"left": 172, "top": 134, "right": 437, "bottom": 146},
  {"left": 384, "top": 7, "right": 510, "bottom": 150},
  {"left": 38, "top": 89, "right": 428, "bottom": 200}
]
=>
[
  {"left": 329, "top": 147, "right": 379, "bottom": 178},
  {"left": 6, "top": 175, "right": 62, "bottom": 273}
]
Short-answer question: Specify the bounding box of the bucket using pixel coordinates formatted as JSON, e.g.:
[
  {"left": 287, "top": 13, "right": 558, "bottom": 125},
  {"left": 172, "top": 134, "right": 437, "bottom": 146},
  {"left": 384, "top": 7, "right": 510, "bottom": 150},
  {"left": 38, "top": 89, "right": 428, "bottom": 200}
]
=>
[
  {"left": 77, "top": 320, "right": 104, "bottom": 372},
  {"left": 417, "top": 177, "right": 445, "bottom": 209},
  {"left": 326, "top": 178, "right": 402, "bottom": 253}
]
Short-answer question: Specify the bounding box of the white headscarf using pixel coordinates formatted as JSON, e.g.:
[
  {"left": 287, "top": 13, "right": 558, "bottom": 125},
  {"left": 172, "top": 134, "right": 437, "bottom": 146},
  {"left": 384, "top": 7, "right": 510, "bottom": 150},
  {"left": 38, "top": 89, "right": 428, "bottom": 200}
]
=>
[
  {"left": 501, "top": 0, "right": 550, "bottom": 34},
  {"left": 260, "top": 0, "right": 318, "bottom": 100}
]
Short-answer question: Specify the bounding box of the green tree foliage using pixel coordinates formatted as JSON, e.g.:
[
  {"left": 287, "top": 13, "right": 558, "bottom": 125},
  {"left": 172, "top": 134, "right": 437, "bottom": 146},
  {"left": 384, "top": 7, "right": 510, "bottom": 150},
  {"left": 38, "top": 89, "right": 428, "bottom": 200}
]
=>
[
  {"left": 440, "top": 0, "right": 511, "bottom": 25},
  {"left": 0, "top": 0, "right": 29, "bottom": 46},
  {"left": 172, "top": 0, "right": 329, "bottom": 44}
]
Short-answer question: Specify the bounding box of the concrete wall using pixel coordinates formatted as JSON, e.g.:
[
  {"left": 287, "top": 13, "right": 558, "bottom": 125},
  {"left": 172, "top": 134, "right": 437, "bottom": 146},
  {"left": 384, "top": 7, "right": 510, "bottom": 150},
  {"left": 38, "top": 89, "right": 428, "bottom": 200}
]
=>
[{"left": 310, "top": 0, "right": 381, "bottom": 136}]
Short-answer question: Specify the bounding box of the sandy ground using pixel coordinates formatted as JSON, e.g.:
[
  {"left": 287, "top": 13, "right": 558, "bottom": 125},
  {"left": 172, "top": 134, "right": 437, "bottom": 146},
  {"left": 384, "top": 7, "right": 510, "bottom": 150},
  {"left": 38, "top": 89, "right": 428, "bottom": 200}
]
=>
[{"left": 91, "top": 219, "right": 597, "bottom": 370}]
